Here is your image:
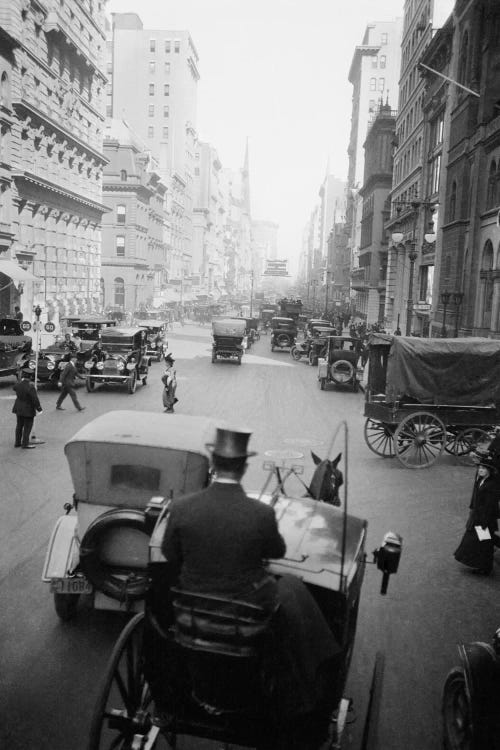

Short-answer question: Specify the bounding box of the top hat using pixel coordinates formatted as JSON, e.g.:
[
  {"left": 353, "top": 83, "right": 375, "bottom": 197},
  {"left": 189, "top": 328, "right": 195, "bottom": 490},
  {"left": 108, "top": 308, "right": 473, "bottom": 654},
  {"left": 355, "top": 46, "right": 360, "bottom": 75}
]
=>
[{"left": 206, "top": 427, "right": 257, "bottom": 458}]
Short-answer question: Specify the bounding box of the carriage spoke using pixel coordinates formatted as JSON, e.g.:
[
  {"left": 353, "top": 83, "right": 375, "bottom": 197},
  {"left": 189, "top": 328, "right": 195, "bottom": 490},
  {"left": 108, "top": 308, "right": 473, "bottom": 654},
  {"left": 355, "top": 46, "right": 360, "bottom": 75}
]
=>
[{"left": 394, "top": 412, "right": 446, "bottom": 468}]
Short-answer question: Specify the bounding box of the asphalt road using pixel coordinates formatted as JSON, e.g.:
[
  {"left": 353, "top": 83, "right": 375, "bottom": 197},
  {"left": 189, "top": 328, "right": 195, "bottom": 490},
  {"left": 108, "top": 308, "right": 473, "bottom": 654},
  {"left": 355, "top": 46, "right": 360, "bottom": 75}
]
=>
[{"left": 1, "top": 322, "right": 499, "bottom": 750}]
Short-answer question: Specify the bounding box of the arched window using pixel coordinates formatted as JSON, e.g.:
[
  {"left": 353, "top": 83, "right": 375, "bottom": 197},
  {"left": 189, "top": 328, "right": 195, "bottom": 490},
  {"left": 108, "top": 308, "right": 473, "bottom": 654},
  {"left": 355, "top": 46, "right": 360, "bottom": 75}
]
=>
[
  {"left": 487, "top": 160, "right": 497, "bottom": 209},
  {"left": 480, "top": 241, "right": 494, "bottom": 329},
  {"left": 114, "top": 277, "right": 125, "bottom": 308},
  {"left": 0, "top": 71, "right": 9, "bottom": 105},
  {"left": 457, "top": 31, "right": 469, "bottom": 87},
  {"left": 120, "top": 169, "right": 127, "bottom": 182},
  {"left": 449, "top": 181, "right": 457, "bottom": 221}
]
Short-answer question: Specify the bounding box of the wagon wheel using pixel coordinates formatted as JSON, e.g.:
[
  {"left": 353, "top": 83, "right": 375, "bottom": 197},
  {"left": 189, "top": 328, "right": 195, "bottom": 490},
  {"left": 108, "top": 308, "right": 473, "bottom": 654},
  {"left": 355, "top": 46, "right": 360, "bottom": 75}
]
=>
[
  {"left": 452, "top": 428, "right": 492, "bottom": 464},
  {"left": 360, "top": 652, "right": 385, "bottom": 750},
  {"left": 363, "top": 418, "right": 396, "bottom": 458},
  {"left": 394, "top": 411, "right": 446, "bottom": 469},
  {"left": 444, "top": 428, "right": 460, "bottom": 455},
  {"left": 442, "top": 667, "right": 473, "bottom": 750},
  {"left": 88, "top": 613, "right": 167, "bottom": 750}
]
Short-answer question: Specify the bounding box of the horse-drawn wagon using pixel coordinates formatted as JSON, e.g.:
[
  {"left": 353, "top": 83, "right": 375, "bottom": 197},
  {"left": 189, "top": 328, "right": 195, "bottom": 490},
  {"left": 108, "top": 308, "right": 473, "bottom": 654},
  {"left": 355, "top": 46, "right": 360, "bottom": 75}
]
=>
[
  {"left": 82, "top": 418, "right": 402, "bottom": 750},
  {"left": 364, "top": 334, "right": 500, "bottom": 468}
]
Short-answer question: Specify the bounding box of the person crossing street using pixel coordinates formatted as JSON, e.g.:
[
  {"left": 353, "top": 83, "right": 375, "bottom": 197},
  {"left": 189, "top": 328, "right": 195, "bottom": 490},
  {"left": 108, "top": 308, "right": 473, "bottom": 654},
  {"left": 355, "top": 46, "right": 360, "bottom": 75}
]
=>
[{"left": 56, "top": 353, "right": 86, "bottom": 412}]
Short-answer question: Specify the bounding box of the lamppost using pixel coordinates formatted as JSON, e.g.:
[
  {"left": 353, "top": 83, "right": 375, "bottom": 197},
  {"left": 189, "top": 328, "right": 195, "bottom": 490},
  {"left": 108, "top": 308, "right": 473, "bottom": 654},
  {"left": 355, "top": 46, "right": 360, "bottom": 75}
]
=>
[
  {"left": 391, "top": 199, "right": 437, "bottom": 336},
  {"left": 440, "top": 290, "right": 451, "bottom": 338},
  {"left": 453, "top": 291, "right": 464, "bottom": 337},
  {"left": 324, "top": 270, "right": 331, "bottom": 319}
]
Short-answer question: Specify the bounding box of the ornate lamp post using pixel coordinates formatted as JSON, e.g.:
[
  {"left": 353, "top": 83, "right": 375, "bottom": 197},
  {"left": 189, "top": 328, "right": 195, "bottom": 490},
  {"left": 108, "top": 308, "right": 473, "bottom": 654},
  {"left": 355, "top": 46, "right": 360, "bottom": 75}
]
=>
[
  {"left": 440, "top": 290, "right": 451, "bottom": 338},
  {"left": 453, "top": 291, "right": 464, "bottom": 337}
]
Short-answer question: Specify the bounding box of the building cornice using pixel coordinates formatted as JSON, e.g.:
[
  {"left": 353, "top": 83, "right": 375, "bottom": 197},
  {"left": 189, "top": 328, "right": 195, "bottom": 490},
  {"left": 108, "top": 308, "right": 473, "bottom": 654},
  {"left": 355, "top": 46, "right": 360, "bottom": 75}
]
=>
[
  {"left": 348, "top": 44, "right": 381, "bottom": 83},
  {"left": 12, "top": 171, "right": 110, "bottom": 215}
]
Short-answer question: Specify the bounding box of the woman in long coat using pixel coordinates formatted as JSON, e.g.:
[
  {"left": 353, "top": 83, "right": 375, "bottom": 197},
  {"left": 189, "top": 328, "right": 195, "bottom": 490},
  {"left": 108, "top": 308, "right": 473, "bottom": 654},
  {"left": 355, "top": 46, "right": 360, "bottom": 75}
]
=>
[{"left": 454, "top": 456, "right": 499, "bottom": 575}]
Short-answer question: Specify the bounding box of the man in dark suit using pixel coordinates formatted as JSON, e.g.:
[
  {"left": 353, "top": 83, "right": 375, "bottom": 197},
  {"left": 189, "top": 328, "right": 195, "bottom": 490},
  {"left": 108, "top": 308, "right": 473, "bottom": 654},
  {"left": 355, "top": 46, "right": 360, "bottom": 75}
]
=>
[
  {"left": 162, "top": 427, "right": 285, "bottom": 606},
  {"left": 12, "top": 373, "right": 43, "bottom": 448},
  {"left": 56, "top": 353, "right": 85, "bottom": 411}
]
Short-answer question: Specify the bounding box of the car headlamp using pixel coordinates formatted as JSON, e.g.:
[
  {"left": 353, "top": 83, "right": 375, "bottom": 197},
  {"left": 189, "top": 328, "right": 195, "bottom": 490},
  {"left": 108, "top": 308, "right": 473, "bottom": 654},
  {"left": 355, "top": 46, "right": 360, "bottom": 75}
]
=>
[
  {"left": 150, "top": 342, "right": 156, "bottom": 348},
  {"left": 84, "top": 361, "right": 93, "bottom": 369},
  {"left": 47, "top": 362, "right": 55, "bottom": 370},
  {"left": 28, "top": 360, "right": 36, "bottom": 369},
  {"left": 117, "top": 360, "right": 125, "bottom": 371},
  {"left": 97, "top": 362, "right": 104, "bottom": 371}
]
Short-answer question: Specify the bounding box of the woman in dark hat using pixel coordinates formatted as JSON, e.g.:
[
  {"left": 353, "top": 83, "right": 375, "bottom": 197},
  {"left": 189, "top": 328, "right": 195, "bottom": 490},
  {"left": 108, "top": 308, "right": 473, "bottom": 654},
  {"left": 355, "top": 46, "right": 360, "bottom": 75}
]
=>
[
  {"left": 454, "top": 455, "right": 499, "bottom": 575},
  {"left": 161, "top": 353, "right": 177, "bottom": 413}
]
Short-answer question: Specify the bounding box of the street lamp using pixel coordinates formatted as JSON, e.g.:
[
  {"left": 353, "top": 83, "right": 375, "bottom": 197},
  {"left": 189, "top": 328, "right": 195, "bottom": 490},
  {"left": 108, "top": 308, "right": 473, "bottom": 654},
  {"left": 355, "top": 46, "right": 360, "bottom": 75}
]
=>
[
  {"left": 324, "top": 270, "right": 331, "bottom": 319},
  {"left": 440, "top": 290, "right": 451, "bottom": 338},
  {"left": 453, "top": 291, "right": 464, "bottom": 337}
]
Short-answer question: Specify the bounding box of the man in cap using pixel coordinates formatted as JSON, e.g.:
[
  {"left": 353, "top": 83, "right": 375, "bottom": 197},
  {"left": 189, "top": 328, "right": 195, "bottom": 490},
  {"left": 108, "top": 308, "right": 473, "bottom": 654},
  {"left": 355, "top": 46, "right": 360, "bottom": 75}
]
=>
[{"left": 161, "top": 353, "right": 177, "bottom": 413}]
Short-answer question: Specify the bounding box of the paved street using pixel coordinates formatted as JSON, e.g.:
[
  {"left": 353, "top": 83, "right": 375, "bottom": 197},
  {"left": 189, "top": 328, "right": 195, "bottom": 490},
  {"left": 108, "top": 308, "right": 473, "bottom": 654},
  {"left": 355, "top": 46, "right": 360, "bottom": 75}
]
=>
[{"left": 1, "top": 322, "right": 499, "bottom": 750}]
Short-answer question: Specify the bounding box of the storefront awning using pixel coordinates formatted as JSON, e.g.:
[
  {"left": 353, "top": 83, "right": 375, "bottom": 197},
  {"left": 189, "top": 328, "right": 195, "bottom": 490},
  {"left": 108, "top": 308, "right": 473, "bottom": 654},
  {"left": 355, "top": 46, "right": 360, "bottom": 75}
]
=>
[{"left": 0, "top": 260, "right": 38, "bottom": 281}]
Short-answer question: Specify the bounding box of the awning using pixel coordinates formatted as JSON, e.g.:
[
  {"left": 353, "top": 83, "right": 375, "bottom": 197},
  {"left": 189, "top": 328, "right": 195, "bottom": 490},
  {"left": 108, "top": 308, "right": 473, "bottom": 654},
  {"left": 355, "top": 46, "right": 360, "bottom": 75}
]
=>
[{"left": 0, "top": 260, "right": 39, "bottom": 281}]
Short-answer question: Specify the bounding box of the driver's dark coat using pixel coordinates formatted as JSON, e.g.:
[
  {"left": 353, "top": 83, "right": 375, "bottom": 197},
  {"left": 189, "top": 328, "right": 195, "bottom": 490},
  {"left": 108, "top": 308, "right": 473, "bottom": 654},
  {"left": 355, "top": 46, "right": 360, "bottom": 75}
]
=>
[{"left": 161, "top": 481, "right": 286, "bottom": 599}]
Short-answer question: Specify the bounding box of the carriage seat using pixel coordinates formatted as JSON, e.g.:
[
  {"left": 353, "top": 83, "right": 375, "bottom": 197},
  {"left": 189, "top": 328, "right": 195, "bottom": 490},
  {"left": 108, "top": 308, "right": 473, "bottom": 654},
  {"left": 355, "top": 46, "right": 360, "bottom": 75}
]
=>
[{"left": 170, "top": 588, "right": 279, "bottom": 714}]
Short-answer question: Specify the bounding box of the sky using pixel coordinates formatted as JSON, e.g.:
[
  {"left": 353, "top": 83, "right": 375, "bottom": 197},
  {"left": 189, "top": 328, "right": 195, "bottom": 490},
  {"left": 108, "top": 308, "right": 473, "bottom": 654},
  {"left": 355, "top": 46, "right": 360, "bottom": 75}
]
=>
[{"left": 107, "top": 0, "right": 405, "bottom": 270}]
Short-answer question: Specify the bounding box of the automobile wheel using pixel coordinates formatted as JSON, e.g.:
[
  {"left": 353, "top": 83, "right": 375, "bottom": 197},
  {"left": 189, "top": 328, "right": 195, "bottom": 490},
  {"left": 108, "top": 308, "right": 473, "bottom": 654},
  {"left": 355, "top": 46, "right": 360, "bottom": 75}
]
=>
[
  {"left": 127, "top": 371, "right": 137, "bottom": 394},
  {"left": 442, "top": 667, "right": 473, "bottom": 750},
  {"left": 86, "top": 378, "right": 95, "bottom": 393},
  {"left": 291, "top": 346, "right": 302, "bottom": 361},
  {"left": 54, "top": 593, "right": 79, "bottom": 621},
  {"left": 330, "top": 359, "right": 355, "bottom": 385}
]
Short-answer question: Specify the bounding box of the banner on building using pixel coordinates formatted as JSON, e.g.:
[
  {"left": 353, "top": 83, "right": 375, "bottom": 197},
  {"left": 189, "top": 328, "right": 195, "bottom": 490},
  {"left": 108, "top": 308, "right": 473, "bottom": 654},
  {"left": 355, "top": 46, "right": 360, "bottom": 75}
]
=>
[{"left": 263, "top": 259, "right": 289, "bottom": 276}]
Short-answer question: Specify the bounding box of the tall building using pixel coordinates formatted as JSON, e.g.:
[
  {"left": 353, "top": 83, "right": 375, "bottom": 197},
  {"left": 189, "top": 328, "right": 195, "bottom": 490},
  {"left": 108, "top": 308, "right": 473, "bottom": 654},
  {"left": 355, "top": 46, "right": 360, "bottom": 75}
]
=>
[
  {"left": 102, "top": 119, "right": 169, "bottom": 314},
  {"left": 108, "top": 13, "right": 199, "bottom": 279},
  {"left": 0, "top": 0, "right": 108, "bottom": 325},
  {"left": 346, "top": 19, "right": 403, "bottom": 319},
  {"left": 385, "top": 0, "right": 454, "bottom": 335}
]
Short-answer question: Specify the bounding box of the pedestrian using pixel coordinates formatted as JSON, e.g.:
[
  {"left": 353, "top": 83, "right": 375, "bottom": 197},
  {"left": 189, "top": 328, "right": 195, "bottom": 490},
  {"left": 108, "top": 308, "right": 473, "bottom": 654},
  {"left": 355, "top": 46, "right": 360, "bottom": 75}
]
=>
[
  {"left": 161, "top": 353, "right": 177, "bottom": 413},
  {"left": 56, "top": 353, "right": 86, "bottom": 411},
  {"left": 14, "top": 305, "right": 23, "bottom": 322},
  {"left": 12, "top": 372, "right": 42, "bottom": 449},
  {"left": 454, "top": 454, "right": 499, "bottom": 576}
]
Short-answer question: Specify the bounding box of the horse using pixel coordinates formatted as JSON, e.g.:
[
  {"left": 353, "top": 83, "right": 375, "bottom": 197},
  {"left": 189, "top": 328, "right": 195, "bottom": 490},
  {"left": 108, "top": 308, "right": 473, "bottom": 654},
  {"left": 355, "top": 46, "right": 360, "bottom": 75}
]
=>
[{"left": 307, "top": 450, "right": 343, "bottom": 507}]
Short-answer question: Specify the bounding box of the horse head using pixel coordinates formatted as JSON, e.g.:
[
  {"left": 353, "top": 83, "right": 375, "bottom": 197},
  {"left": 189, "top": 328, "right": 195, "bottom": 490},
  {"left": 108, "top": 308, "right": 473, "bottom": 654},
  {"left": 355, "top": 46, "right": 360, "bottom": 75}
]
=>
[{"left": 307, "top": 451, "right": 343, "bottom": 507}]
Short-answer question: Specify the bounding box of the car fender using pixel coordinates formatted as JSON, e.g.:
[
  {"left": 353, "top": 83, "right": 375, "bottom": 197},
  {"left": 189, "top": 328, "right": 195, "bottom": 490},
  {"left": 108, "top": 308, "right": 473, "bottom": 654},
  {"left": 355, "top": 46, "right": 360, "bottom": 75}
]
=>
[
  {"left": 458, "top": 641, "right": 499, "bottom": 723},
  {"left": 42, "top": 514, "right": 79, "bottom": 581}
]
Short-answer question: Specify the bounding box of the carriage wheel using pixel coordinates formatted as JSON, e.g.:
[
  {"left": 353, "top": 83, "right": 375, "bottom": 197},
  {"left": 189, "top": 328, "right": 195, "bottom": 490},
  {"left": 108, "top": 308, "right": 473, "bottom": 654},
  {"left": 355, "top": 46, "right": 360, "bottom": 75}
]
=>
[
  {"left": 442, "top": 667, "right": 473, "bottom": 750},
  {"left": 363, "top": 418, "right": 396, "bottom": 458},
  {"left": 88, "top": 613, "right": 164, "bottom": 750},
  {"left": 452, "top": 428, "right": 492, "bottom": 464},
  {"left": 394, "top": 412, "right": 446, "bottom": 469}
]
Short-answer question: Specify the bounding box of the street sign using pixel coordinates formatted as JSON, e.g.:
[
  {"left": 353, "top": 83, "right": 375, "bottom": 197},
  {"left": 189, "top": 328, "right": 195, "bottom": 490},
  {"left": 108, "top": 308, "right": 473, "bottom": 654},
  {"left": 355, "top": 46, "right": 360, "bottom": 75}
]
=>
[
  {"left": 44, "top": 322, "right": 56, "bottom": 333},
  {"left": 20, "top": 321, "right": 32, "bottom": 332}
]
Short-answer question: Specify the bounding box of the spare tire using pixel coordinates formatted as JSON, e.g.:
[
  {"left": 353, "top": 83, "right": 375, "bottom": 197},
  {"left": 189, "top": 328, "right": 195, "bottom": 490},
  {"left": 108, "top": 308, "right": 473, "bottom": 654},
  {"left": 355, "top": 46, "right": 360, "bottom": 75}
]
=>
[
  {"left": 276, "top": 332, "right": 292, "bottom": 347},
  {"left": 330, "top": 359, "right": 355, "bottom": 385},
  {"left": 79, "top": 509, "right": 150, "bottom": 601}
]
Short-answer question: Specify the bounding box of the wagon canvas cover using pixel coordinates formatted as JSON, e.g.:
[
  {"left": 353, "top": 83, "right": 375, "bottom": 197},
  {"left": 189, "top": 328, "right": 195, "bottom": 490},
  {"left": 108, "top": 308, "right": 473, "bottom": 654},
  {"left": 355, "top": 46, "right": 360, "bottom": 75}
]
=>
[{"left": 386, "top": 336, "right": 500, "bottom": 405}]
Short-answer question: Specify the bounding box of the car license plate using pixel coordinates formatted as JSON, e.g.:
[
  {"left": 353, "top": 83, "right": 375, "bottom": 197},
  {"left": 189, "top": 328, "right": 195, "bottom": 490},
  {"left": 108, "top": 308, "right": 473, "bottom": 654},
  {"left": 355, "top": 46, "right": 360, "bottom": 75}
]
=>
[{"left": 50, "top": 577, "right": 92, "bottom": 595}]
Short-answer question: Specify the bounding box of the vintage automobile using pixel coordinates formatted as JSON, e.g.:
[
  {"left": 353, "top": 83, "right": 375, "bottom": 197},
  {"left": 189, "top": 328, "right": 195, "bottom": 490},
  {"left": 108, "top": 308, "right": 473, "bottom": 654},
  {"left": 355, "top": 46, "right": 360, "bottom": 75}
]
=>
[
  {"left": 135, "top": 318, "right": 168, "bottom": 361},
  {"left": 259, "top": 304, "right": 279, "bottom": 333},
  {"left": 65, "top": 316, "right": 117, "bottom": 349},
  {"left": 442, "top": 626, "right": 500, "bottom": 750},
  {"left": 84, "top": 327, "right": 150, "bottom": 394},
  {"left": 86, "top": 422, "right": 402, "bottom": 750},
  {"left": 22, "top": 344, "right": 68, "bottom": 387},
  {"left": 270, "top": 316, "right": 297, "bottom": 352},
  {"left": 0, "top": 318, "right": 32, "bottom": 380},
  {"left": 304, "top": 318, "right": 335, "bottom": 338},
  {"left": 243, "top": 317, "right": 259, "bottom": 348},
  {"left": 211, "top": 318, "right": 246, "bottom": 364},
  {"left": 306, "top": 323, "right": 339, "bottom": 366},
  {"left": 318, "top": 335, "right": 365, "bottom": 392},
  {"left": 42, "top": 411, "right": 218, "bottom": 621}
]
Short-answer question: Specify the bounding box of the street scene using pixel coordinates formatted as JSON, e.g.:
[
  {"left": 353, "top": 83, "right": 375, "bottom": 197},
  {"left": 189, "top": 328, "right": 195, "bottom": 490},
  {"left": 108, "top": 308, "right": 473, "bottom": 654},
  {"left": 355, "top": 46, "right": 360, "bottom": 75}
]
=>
[{"left": 1, "top": 0, "right": 500, "bottom": 748}]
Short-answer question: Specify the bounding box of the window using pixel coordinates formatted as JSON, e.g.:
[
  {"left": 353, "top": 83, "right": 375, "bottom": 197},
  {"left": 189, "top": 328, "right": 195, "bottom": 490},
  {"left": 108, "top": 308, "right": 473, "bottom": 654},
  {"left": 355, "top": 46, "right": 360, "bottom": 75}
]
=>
[
  {"left": 106, "top": 104, "right": 112, "bottom": 117},
  {"left": 449, "top": 181, "right": 457, "bottom": 221},
  {"left": 381, "top": 33, "right": 388, "bottom": 44},
  {"left": 148, "top": 126, "right": 154, "bottom": 138},
  {"left": 149, "top": 39, "right": 156, "bottom": 53},
  {"left": 378, "top": 78, "right": 385, "bottom": 92},
  {"left": 106, "top": 62, "right": 112, "bottom": 74},
  {"left": 165, "top": 40, "right": 171, "bottom": 53},
  {"left": 379, "top": 55, "right": 386, "bottom": 69},
  {"left": 114, "top": 277, "right": 125, "bottom": 307},
  {"left": 111, "top": 465, "right": 160, "bottom": 492},
  {"left": 164, "top": 84, "right": 169, "bottom": 96},
  {"left": 369, "top": 99, "right": 376, "bottom": 111},
  {"left": 174, "top": 40, "right": 180, "bottom": 53},
  {"left": 480, "top": 241, "right": 494, "bottom": 329},
  {"left": 162, "top": 127, "right": 168, "bottom": 139},
  {"left": 194, "top": 167, "right": 200, "bottom": 176},
  {"left": 371, "top": 56, "right": 378, "bottom": 68},
  {"left": 430, "top": 113, "right": 444, "bottom": 149},
  {"left": 458, "top": 31, "right": 469, "bottom": 86},
  {"left": 149, "top": 83, "right": 154, "bottom": 96},
  {"left": 149, "top": 61, "right": 155, "bottom": 74},
  {"left": 120, "top": 170, "right": 127, "bottom": 182},
  {"left": 487, "top": 160, "right": 497, "bottom": 209},
  {"left": 370, "top": 78, "right": 377, "bottom": 91},
  {"left": 117, "top": 205, "right": 126, "bottom": 224},
  {"left": 164, "top": 62, "right": 170, "bottom": 74},
  {"left": 148, "top": 104, "right": 154, "bottom": 117},
  {"left": 116, "top": 237, "right": 125, "bottom": 257},
  {"left": 163, "top": 105, "right": 169, "bottom": 118}
]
